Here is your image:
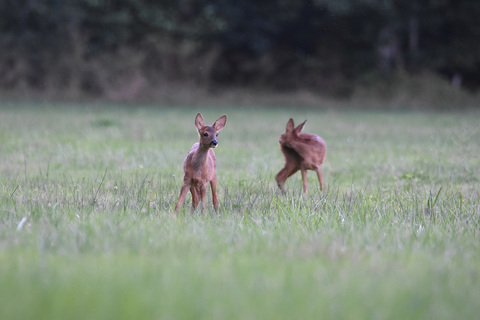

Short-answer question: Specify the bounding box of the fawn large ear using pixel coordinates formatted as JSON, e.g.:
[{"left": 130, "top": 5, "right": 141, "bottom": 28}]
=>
[
  {"left": 195, "top": 113, "right": 205, "bottom": 131},
  {"left": 294, "top": 120, "right": 306, "bottom": 135},
  {"left": 285, "top": 118, "right": 295, "bottom": 133},
  {"left": 213, "top": 115, "right": 227, "bottom": 131}
]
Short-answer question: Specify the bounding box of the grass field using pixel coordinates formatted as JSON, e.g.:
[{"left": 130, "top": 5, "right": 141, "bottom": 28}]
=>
[{"left": 1, "top": 102, "right": 479, "bottom": 320}]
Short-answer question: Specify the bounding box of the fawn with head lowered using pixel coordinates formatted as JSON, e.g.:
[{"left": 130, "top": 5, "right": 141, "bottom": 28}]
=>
[
  {"left": 175, "top": 113, "right": 227, "bottom": 213},
  {"left": 276, "top": 118, "right": 326, "bottom": 194}
]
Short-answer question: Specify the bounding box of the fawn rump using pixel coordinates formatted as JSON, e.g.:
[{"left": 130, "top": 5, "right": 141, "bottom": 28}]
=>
[
  {"left": 174, "top": 113, "right": 227, "bottom": 213},
  {"left": 275, "top": 118, "right": 326, "bottom": 194}
]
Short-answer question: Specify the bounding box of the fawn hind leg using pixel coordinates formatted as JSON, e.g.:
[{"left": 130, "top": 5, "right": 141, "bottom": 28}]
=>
[
  {"left": 210, "top": 175, "right": 219, "bottom": 212},
  {"left": 175, "top": 183, "right": 190, "bottom": 212},
  {"left": 190, "top": 186, "right": 200, "bottom": 211},
  {"left": 315, "top": 167, "right": 324, "bottom": 191},
  {"left": 199, "top": 183, "right": 208, "bottom": 213}
]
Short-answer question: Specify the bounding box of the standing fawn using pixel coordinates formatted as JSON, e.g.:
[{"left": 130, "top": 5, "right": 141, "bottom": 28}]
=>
[
  {"left": 275, "top": 118, "right": 326, "bottom": 194},
  {"left": 175, "top": 113, "right": 227, "bottom": 213}
]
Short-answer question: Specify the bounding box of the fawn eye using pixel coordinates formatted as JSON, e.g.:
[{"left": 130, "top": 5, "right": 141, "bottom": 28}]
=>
[
  {"left": 216, "top": 133, "right": 219, "bottom": 137},
  {"left": 203, "top": 133, "right": 208, "bottom": 137}
]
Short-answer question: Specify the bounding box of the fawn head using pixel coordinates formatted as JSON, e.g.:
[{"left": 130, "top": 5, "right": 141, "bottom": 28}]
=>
[
  {"left": 195, "top": 113, "right": 227, "bottom": 148},
  {"left": 279, "top": 118, "right": 306, "bottom": 148}
]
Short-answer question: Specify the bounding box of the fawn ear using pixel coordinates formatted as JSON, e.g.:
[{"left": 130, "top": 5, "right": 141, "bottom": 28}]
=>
[
  {"left": 195, "top": 113, "right": 205, "bottom": 131},
  {"left": 285, "top": 118, "right": 295, "bottom": 133},
  {"left": 213, "top": 115, "right": 227, "bottom": 131},
  {"left": 294, "top": 120, "right": 306, "bottom": 135}
]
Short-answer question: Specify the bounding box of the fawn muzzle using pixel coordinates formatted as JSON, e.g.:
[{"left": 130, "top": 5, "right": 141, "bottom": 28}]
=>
[{"left": 210, "top": 140, "right": 218, "bottom": 147}]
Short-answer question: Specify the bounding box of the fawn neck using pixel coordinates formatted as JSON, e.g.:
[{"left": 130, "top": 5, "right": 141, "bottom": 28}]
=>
[
  {"left": 191, "top": 128, "right": 216, "bottom": 172},
  {"left": 193, "top": 144, "right": 211, "bottom": 165}
]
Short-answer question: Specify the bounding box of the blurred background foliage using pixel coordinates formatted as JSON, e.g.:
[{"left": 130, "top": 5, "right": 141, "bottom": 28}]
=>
[{"left": 0, "top": 0, "right": 479, "bottom": 103}]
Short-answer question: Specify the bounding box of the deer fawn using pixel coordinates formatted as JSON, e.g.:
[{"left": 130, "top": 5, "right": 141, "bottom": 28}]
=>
[
  {"left": 174, "top": 113, "right": 227, "bottom": 213},
  {"left": 275, "top": 118, "right": 326, "bottom": 194}
]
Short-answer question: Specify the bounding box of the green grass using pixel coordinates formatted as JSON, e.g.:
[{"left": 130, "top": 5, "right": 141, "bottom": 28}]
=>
[{"left": 1, "top": 102, "right": 479, "bottom": 320}]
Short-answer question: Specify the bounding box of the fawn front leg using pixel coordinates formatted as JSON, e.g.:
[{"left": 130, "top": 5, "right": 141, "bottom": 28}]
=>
[
  {"left": 210, "top": 174, "right": 219, "bottom": 212},
  {"left": 175, "top": 183, "right": 190, "bottom": 212},
  {"left": 301, "top": 167, "right": 308, "bottom": 194}
]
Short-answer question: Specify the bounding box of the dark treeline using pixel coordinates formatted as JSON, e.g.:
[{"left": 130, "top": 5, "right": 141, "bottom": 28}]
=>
[{"left": 1, "top": 0, "right": 479, "bottom": 100}]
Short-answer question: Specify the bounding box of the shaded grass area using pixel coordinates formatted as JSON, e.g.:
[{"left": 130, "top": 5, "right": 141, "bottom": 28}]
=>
[{"left": 1, "top": 102, "right": 479, "bottom": 319}]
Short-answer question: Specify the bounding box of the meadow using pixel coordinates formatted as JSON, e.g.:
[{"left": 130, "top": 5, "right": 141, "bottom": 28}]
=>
[{"left": 1, "top": 102, "right": 479, "bottom": 320}]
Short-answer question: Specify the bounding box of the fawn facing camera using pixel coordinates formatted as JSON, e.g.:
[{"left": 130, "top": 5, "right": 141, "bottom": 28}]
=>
[
  {"left": 276, "top": 118, "right": 326, "bottom": 194},
  {"left": 175, "top": 113, "right": 227, "bottom": 213}
]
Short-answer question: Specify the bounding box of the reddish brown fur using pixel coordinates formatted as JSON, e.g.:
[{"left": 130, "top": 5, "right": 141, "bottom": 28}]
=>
[
  {"left": 275, "top": 118, "right": 326, "bottom": 193},
  {"left": 175, "top": 113, "right": 227, "bottom": 213}
]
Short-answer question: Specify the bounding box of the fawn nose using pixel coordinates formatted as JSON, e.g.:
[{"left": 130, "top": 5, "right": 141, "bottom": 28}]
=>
[{"left": 210, "top": 140, "right": 218, "bottom": 147}]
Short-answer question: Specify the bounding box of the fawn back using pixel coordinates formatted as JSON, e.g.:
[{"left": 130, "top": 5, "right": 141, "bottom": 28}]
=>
[
  {"left": 175, "top": 113, "right": 227, "bottom": 213},
  {"left": 276, "top": 118, "right": 326, "bottom": 193}
]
